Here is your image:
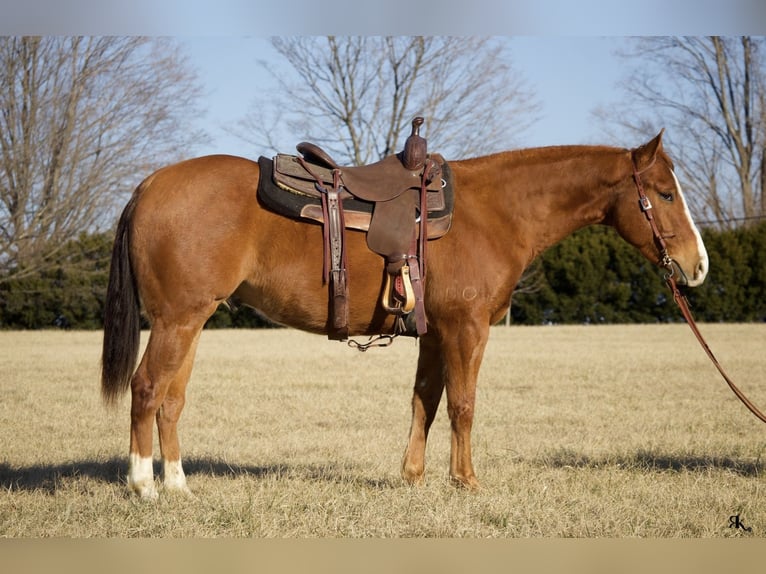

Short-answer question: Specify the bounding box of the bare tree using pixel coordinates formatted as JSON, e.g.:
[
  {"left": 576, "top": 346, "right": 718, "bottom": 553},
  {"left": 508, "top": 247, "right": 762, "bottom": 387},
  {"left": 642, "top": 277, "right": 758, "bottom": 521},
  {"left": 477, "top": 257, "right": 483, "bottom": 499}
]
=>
[
  {"left": 234, "top": 36, "right": 538, "bottom": 164},
  {"left": 0, "top": 37, "right": 207, "bottom": 283},
  {"left": 599, "top": 36, "right": 766, "bottom": 228}
]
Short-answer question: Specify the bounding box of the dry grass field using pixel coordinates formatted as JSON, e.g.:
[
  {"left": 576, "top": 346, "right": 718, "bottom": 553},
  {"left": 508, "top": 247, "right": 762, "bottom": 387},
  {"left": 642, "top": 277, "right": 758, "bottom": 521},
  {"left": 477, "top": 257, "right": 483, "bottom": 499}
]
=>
[{"left": 1, "top": 324, "right": 765, "bottom": 538}]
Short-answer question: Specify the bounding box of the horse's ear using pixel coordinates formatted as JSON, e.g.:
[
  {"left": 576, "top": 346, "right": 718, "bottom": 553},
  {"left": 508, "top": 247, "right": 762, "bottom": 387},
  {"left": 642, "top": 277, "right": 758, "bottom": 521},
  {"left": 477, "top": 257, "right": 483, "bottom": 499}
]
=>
[{"left": 632, "top": 129, "right": 665, "bottom": 171}]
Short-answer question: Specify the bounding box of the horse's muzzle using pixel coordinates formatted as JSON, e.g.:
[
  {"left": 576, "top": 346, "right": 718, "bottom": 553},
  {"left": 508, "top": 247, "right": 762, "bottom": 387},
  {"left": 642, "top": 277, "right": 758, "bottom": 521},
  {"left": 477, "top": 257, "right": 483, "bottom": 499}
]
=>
[{"left": 670, "top": 257, "right": 708, "bottom": 287}]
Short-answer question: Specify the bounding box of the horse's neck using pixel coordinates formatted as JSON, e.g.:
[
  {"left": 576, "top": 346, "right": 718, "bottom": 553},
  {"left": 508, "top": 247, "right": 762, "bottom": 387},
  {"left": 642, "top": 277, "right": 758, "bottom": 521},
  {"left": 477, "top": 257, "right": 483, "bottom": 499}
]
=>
[{"left": 482, "top": 147, "right": 624, "bottom": 254}]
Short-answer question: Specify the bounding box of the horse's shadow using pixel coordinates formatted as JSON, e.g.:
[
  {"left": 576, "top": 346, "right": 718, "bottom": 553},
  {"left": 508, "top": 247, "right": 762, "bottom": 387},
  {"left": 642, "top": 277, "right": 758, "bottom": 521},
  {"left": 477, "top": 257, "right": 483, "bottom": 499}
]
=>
[
  {"left": 0, "top": 457, "right": 398, "bottom": 494},
  {"left": 534, "top": 448, "right": 764, "bottom": 477},
  {"left": 1, "top": 450, "right": 761, "bottom": 495}
]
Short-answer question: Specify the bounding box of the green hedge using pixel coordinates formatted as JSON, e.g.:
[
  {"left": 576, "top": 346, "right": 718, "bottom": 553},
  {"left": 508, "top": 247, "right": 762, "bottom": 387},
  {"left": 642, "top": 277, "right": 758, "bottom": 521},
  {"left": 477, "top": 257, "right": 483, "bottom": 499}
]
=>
[
  {"left": 0, "top": 233, "right": 112, "bottom": 329},
  {"left": 2, "top": 223, "right": 765, "bottom": 329},
  {"left": 511, "top": 222, "right": 766, "bottom": 324}
]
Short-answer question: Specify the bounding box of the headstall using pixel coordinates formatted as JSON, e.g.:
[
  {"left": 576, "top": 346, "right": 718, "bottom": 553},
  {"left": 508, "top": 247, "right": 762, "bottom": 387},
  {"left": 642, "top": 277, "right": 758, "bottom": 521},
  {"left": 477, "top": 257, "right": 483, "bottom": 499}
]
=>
[{"left": 631, "top": 156, "right": 766, "bottom": 425}]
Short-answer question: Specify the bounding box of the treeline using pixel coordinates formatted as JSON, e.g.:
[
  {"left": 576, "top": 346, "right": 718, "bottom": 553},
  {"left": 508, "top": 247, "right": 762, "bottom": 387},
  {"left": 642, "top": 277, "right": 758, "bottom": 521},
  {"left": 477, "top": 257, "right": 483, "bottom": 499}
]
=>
[
  {"left": 1, "top": 223, "right": 765, "bottom": 329},
  {"left": 510, "top": 222, "right": 766, "bottom": 324}
]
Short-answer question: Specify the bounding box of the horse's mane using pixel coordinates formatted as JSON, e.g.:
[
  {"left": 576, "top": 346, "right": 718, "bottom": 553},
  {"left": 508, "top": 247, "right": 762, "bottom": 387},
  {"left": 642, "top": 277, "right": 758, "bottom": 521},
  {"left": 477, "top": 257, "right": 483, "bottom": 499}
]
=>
[
  {"left": 457, "top": 144, "right": 626, "bottom": 167},
  {"left": 454, "top": 145, "right": 631, "bottom": 182}
]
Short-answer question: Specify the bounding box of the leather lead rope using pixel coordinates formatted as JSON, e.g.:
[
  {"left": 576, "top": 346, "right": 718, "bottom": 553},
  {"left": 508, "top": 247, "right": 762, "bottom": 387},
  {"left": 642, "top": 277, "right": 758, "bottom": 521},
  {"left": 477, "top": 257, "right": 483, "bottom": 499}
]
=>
[
  {"left": 665, "top": 274, "right": 766, "bottom": 424},
  {"left": 632, "top": 157, "right": 766, "bottom": 425}
]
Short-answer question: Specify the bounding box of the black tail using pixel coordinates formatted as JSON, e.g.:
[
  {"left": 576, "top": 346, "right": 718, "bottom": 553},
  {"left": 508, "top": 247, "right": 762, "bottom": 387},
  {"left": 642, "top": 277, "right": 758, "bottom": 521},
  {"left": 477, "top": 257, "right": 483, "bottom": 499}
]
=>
[{"left": 101, "top": 192, "right": 141, "bottom": 406}]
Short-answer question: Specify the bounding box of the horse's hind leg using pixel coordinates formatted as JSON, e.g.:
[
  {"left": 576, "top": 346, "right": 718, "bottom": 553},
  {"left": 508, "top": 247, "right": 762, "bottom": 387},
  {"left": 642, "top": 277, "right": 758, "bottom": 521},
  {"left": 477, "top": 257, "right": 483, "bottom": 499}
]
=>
[
  {"left": 128, "top": 319, "right": 205, "bottom": 499},
  {"left": 155, "top": 326, "right": 204, "bottom": 495}
]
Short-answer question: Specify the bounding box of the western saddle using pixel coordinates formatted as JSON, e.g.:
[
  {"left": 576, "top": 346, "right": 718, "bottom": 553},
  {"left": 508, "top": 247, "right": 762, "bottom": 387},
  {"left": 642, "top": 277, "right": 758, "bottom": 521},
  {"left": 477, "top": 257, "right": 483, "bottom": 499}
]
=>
[{"left": 257, "top": 117, "right": 453, "bottom": 342}]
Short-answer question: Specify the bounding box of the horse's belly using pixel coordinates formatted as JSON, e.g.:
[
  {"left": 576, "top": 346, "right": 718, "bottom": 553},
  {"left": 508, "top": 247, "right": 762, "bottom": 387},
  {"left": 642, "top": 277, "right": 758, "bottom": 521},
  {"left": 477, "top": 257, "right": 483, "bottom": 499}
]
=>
[
  {"left": 231, "top": 280, "right": 329, "bottom": 333},
  {"left": 232, "top": 260, "right": 395, "bottom": 337}
]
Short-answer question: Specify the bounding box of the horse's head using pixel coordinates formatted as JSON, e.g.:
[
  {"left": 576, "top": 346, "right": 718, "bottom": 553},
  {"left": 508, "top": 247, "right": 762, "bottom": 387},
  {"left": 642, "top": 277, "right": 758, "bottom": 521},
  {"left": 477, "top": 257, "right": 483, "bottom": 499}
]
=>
[{"left": 609, "top": 131, "right": 708, "bottom": 287}]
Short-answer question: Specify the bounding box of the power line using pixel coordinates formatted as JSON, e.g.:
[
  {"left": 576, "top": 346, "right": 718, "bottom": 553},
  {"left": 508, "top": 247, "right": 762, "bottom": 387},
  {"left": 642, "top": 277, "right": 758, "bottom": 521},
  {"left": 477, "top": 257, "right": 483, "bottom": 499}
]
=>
[{"left": 695, "top": 214, "right": 766, "bottom": 226}]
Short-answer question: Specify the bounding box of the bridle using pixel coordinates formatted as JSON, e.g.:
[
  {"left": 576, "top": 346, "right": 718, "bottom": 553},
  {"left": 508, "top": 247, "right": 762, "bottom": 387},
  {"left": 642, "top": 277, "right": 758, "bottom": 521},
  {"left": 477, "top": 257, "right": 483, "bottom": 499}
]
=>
[
  {"left": 632, "top": 157, "right": 674, "bottom": 273},
  {"left": 631, "top": 156, "right": 766, "bottom": 425}
]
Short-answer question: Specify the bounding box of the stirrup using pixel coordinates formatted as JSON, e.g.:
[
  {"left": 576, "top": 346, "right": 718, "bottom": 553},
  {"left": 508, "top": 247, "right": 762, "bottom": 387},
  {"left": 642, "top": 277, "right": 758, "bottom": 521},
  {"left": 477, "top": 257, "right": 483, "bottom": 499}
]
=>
[{"left": 381, "top": 265, "right": 416, "bottom": 315}]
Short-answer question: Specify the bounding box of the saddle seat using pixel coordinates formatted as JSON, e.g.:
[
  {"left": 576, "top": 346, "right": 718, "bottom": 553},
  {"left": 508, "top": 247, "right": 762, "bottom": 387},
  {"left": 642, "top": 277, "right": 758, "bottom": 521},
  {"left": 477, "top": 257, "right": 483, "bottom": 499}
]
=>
[
  {"left": 258, "top": 117, "right": 453, "bottom": 342},
  {"left": 295, "top": 142, "right": 430, "bottom": 203}
]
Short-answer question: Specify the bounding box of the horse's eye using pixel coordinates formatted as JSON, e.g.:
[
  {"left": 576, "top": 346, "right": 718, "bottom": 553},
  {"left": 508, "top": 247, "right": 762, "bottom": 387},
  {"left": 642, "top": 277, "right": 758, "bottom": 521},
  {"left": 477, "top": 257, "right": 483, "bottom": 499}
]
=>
[{"left": 658, "top": 191, "right": 674, "bottom": 202}]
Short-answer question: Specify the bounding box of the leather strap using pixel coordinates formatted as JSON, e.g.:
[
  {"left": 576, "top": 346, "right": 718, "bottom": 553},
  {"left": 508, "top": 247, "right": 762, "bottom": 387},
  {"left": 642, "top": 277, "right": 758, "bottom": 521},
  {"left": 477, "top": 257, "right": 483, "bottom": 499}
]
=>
[
  {"left": 418, "top": 159, "right": 433, "bottom": 280},
  {"left": 666, "top": 275, "right": 766, "bottom": 424},
  {"left": 407, "top": 160, "right": 434, "bottom": 336},
  {"left": 406, "top": 234, "right": 427, "bottom": 336},
  {"left": 632, "top": 159, "right": 673, "bottom": 270},
  {"left": 632, "top": 156, "right": 766, "bottom": 425},
  {"left": 298, "top": 157, "right": 349, "bottom": 339}
]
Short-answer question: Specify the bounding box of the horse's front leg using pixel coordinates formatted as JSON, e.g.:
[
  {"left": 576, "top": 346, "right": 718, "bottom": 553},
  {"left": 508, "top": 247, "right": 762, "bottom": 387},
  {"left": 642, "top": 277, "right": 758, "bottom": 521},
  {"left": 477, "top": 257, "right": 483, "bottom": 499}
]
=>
[
  {"left": 402, "top": 334, "right": 446, "bottom": 484},
  {"left": 442, "top": 319, "right": 489, "bottom": 489}
]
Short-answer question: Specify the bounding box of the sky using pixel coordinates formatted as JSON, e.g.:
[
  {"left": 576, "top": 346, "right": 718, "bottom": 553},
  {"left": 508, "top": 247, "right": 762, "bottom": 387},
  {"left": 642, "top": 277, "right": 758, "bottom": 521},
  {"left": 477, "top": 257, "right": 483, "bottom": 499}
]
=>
[
  {"left": 2, "top": 0, "right": 764, "bottom": 159},
  {"left": 180, "top": 36, "right": 634, "bottom": 160}
]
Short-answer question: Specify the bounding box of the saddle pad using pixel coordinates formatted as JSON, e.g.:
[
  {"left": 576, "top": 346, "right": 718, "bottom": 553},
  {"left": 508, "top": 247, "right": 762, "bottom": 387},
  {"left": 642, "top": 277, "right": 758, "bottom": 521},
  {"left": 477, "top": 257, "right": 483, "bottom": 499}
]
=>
[{"left": 257, "top": 156, "right": 454, "bottom": 239}]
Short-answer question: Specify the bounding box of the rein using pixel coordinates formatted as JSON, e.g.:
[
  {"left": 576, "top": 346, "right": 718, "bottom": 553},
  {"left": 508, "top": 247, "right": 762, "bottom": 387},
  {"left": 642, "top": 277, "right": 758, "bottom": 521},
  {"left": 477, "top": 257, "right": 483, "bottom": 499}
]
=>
[{"left": 631, "top": 158, "right": 766, "bottom": 425}]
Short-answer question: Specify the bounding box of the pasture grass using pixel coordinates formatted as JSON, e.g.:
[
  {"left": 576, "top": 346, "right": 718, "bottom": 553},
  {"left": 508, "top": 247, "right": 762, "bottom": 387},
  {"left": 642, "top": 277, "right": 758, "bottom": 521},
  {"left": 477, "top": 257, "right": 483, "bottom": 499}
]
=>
[{"left": 1, "top": 324, "right": 765, "bottom": 537}]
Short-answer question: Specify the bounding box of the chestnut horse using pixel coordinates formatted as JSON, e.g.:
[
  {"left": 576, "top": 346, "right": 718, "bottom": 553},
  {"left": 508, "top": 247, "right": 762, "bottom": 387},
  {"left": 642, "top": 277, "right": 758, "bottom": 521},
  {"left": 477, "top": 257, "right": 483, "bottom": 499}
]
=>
[{"left": 101, "top": 131, "right": 708, "bottom": 499}]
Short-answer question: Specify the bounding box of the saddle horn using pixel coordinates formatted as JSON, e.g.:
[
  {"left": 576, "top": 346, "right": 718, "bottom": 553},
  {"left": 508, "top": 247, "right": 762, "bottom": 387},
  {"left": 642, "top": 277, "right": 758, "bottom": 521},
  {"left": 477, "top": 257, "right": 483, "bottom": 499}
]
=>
[{"left": 401, "top": 116, "right": 427, "bottom": 171}]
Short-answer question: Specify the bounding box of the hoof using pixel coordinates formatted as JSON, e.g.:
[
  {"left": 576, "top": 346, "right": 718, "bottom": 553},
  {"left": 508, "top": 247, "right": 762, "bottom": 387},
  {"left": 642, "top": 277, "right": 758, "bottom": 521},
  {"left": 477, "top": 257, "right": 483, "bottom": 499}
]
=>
[
  {"left": 162, "top": 459, "right": 192, "bottom": 497},
  {"left": 401, "top": 463, "right": 425, "bottom": 486},
  {"left": 129, "top": 482, "right": 159, "bottom": 501},
  {"left": 450, "top": 474, "right": 481, "bottom": 490},
  {"left": 127, "top": 454, "right": 158, "bottom": 500},
  {"left": 402, "top": 472, "right": 425, "bottom": 486}
]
